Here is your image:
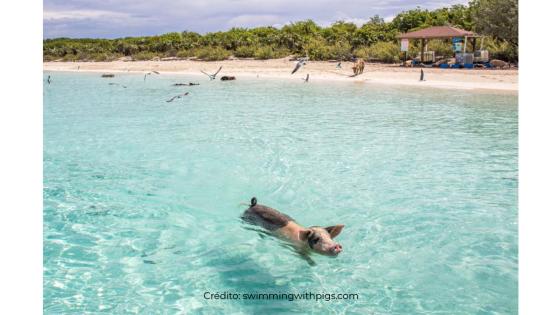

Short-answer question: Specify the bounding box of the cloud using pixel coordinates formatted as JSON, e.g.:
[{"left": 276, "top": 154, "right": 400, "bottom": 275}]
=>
[
  {"left": 43, "top": 0, "right": 470, "bottom": 38},
  {"left": 43, "top": 9, "right": 130, "bottom": 21}
]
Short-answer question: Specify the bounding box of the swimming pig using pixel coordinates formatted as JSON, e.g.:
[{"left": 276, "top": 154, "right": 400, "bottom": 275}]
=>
[{"left": 241, "top": 197, "right": 344, "bottom": 260}]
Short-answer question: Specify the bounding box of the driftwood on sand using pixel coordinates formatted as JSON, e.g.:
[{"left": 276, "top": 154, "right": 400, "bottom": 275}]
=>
[{"left": 172, "top": 83, "right": 200, "bottom": 86}]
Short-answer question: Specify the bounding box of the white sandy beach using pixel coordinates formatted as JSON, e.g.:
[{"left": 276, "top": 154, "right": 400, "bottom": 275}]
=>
[{"left": 43, "top": 58, "right": 518, "bottom": 93}]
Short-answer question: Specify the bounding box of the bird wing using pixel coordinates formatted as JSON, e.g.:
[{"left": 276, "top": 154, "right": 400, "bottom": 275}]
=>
[
  {"left": 291, "top": 63, "right": 301, "bottom": 74},
  {"left": 152, "top": 71, "right": 160, "bottom": 74},
  {"left": 213, "top": 66, "right": 223, "bottom": 76},
  {"left": 200, "top": 70, "right": 212, "bottom": 79},
  {"left": 166, "top": 96, "right": 178, "bottom": 102}
]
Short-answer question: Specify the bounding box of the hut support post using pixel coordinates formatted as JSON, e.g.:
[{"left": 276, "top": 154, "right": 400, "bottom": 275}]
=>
[
  {"left": 471, "top": 37, "right": 477, "bottom": 52},
  {"left": 421, "top": 39, "right": 426, "bottom": 63}
]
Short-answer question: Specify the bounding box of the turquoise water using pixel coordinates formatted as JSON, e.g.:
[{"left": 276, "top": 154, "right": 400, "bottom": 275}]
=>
[{"left": 44, "top": 72, "right": 518, "bottom": 314}]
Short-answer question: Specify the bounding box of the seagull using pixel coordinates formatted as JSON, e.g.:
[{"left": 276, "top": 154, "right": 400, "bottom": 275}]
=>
[
  {"left": 108, "top": 83, "right": 127, "bottom": 88},
  {"left": 420, "top": 69, "right": 426, "bottom": 81},
  {"left": 302, "top": 74, "right": 309, "bottom": 82},
  {"left": 166, "top": 92, "right": 189, "bottom": 103},
  {"left": 47, "top": 75, "right": 51, "bottom": 84},
  {"left": 336, "top": 62, "right": 342, "bottom": 69},
  {"left": 291, "top": 58, "right": 307, "bottom": 74},
  {"left": 144, "top": 71, "right": 160, "bottom": 81},
  {"left": 201, "top": 66, "right": 223, "bottom": 80},
  {"left": 77, "top": 66, "right": 80, "bottom": 71}
]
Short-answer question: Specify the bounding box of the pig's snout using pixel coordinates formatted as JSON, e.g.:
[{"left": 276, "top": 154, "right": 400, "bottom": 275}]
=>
[{"left": 330, "top": 244, "right": 342, "bottom": 255}]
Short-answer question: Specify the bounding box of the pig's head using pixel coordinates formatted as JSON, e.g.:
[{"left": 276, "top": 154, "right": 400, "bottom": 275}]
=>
[{"left": 299, "top": 225, "right": 344, "bottom": 256}]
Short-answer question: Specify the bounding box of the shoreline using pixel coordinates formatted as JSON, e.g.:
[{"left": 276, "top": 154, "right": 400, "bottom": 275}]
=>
[{"left": 43, "top": 59, "right": 518, "bottom": 94}]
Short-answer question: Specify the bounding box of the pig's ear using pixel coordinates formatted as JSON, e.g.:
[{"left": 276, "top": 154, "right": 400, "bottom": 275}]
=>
[
  {"left": 325, "top": 225, "right": 345, "bottom": 238},
  {"left": 298, "top": 229, "right": 311, "bottom": 241}
]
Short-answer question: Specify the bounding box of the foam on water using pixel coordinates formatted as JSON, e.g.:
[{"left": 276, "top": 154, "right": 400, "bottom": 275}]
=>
[{"left": 44, "top": 72, "right": 517, "bottom": 314}]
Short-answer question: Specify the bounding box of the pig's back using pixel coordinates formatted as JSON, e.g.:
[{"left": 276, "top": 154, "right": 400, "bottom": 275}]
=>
[{"left": 242, "top": 204, "right": 294, "bottom": 231}]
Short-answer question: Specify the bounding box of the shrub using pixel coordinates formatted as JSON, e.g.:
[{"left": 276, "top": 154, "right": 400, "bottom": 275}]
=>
[
  {"left": 176, "top": 49, "right": 195, "bottom": 59},
  {"left": 234, "top": 46, "right": 258, "bottom": 58},
  {"left": 92, "top": 53, "right": 121, "bottom": 62},
  {"left": 304, "top": 39, "right": 352, "bottom": 60},
  {"left": 427, "top": 39, "right": 453, "bottom": 58},
  {"left": 304, "top": 38, "right": 329, "bottom": 60},
  {"left": 61, "top": 54, "right": 79, "bottom": 62},
  {"left": 254, "top": 46, "right": 290, "bottom": 59},
  {"left": 484, "top": 38, "right": 517, "bottom": 63},
  {"left": 193, "top": 46, "right": 230, "bottom": 61},
  {"left": 354, "top": 42, "right": 400, "bottom": 63},
  {"left": 166, "top": 48, "right": 178, "bottom": 57},
  {"left": 43, "top": 54, "right": 57, "bottom": 62},
  {"left": 327, "top": 42, "right": 353, "bottom": 60},
  {"left": 132, "top": 51, "right": 158, "bottom": 61}
]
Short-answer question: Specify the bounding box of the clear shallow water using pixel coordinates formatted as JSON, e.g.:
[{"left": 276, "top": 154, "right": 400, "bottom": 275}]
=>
[{"left": 44, "top": 72, "right": 518, "bottom": 314}]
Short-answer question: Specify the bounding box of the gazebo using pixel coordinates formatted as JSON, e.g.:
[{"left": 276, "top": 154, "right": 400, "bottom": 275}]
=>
[{"left": 396, "top": 26, "right": 483, "bottom": 63}]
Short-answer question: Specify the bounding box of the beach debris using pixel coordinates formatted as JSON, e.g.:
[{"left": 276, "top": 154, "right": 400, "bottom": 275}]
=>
[
  {"left": 108, "top": 83, "right": 127, "bottom": 88},
  {"left": 302, "top": 74, "right": 309, "bottom": 82},
  {"left": 291, "top": 58, "right": 307, "bottom": 74},
  {"left": 144, "top": 71, "right": 160, "bottom": 81},
  {"left": 101, "top": 73, "right": 115, "bottom": 78},
  {"left": 351, "top": 58, "right": 365, "bottom": 76},
  {"left": 220, "top": 76, "right": 236, "bottom": 81},
  {"left": 201, "top": 66, "right": 223, "bottom": 80},
  {"left": 489, "top": 59, "right": 510, "bottom": 69},
  {"left": 172, "top": 82, "right": 199, "bottom": 86},
  {"left": 434, "top": 59, "right": 449, "bottom": 67},
  {"left": 166, "top": 92, "right": 189, "bottom": 102},
  {"left": 420, "top": 69, "right": 426, "bottom": 81},
  {"left": 47, "top": 75, "right": 51, "bottom": 84}
]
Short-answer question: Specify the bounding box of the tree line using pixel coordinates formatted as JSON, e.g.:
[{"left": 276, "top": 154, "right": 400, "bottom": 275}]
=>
[{"left": 43, "top": 0, "right": 518, "bottom": 63}]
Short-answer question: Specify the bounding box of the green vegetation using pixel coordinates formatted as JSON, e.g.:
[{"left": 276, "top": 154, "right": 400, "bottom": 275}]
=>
[{"left": 43, "top": 1, "right": 518, "bottom": 63}]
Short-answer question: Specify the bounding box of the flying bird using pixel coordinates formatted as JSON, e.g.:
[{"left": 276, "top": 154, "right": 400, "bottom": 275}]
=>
[
  {"left": 201, "top": 66, "right": 223, "bottom": 80},
  {"left": 336, "top": 62, "right": 342, "bottom": 69},
  {"left": 166, "top": 92, "right": 189, "bottom": 103},
  {"left": 302, "top": 74, "right": 309, "bottom": 82},
  {"left": 291, "top": 58, "right": 307, "bottom": 74},
  {"left": 47, "top": 75, "right": 51, "bottom": 84},
  {"left": 420, "top": 69, "right": 426, "bottom": 81},
  {"left": 144, "top": 71, "right": 160, "bottom": 81}
]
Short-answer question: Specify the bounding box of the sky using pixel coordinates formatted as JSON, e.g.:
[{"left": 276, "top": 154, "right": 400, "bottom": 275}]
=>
[{"left": 43, "top": 0, "right": 469, "bottom": 39}]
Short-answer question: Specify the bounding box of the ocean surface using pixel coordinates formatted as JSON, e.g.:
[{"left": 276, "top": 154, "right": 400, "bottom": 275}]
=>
[{"left": 44, "top": 71, "right": 518, "bottom": 314}]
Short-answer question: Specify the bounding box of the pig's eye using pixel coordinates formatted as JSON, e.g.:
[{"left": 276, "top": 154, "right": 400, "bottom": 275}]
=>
[{"left": 307, "top": 234, "right": 320, "bottom": 248}]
